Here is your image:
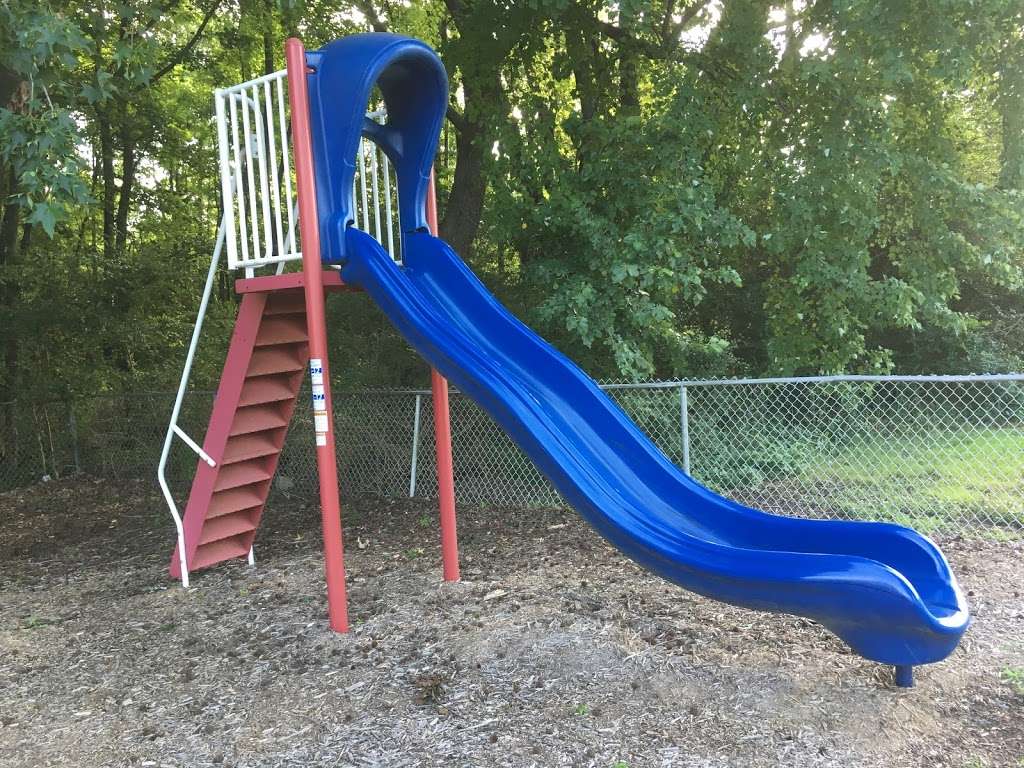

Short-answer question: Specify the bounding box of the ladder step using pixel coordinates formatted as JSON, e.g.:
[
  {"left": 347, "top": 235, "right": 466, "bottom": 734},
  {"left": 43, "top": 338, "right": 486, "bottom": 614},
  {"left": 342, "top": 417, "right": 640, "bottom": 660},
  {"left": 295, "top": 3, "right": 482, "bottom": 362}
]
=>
[
  {"left": 239, "top": 374, "right": 298, "bottom": 407},
  {"left": 171, "top": 286, "right": 303, "bottom": 580},
  {"left": 208, "top": 486, "right": 267, "bottom": 518},
  {"left": 222, "top": 431, "right": 283, "bottom": 464},
  {"left": 248, "top": 345, "right": 306, "bottom": 377},
  {"left": 213, "top": 461, "right": 273, "bottom": 492},
  {"left": 255, "top": 316, "right": 308, "bottom": 346},
  {"left": 230, "top": 403, "right": 289, "bottom": 436},
  {"left": 190, "top": 535, "right": 252, "bottom": 571},
  {"left": 264, "top": 291, "right": 308, "bottom": 316},
  {"left": 199, "top": 510, "right": 258, "bottom": 545}
]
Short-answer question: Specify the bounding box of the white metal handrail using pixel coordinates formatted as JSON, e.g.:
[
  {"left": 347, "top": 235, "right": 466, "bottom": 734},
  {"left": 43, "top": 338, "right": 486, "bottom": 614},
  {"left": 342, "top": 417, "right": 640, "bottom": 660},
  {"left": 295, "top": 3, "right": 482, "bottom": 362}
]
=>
[
  {"left": 157, "top": 214, "right": 227, "bottom": 589},
  {"left": 173, "top": 424, "right": 216, "bottom": 467}
]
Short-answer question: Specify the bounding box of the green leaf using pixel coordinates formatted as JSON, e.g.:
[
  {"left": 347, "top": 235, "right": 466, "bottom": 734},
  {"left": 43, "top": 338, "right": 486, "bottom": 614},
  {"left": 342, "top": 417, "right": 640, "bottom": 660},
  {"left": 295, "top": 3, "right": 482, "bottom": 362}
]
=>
[{"left": 27, "top": 202, "right": 57, "bottom": 237}]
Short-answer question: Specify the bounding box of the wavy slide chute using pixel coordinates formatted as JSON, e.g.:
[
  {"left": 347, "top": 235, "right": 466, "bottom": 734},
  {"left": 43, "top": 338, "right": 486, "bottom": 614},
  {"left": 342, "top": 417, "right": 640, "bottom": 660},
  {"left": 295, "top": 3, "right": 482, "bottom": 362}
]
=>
[{"left": 336, "top": 228, "right": 969, "bottom": 675}]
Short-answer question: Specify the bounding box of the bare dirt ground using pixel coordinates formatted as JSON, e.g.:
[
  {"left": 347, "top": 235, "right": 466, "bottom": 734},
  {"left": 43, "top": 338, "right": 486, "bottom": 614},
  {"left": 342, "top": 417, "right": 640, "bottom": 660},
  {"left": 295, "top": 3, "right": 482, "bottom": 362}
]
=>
[{"left": 0, "top": 477, "right": 1021, "bottom": 768}]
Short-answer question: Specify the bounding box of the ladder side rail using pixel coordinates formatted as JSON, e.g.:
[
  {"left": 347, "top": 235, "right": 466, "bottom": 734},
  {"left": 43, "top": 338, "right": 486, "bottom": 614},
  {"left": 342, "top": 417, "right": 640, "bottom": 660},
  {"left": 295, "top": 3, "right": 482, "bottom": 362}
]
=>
[
  {"left": 214, "top": 90, "right": 237, "bottom": 267},
  {"left": 370, "top": 143, "right": 382, "bottom": 243}
]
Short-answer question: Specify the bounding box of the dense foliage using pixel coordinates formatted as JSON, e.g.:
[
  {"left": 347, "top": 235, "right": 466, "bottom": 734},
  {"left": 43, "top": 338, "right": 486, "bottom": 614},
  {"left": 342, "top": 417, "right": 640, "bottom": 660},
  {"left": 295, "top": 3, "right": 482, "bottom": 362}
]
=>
[{"left": 0, "top": 0, "right": 1021, "bottom": 414}]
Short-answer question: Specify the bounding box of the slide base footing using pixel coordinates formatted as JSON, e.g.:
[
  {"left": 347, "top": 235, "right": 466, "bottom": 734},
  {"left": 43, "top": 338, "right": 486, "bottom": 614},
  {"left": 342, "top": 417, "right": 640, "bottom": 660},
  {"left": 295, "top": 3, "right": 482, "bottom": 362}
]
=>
[{"left": 894, "top": 665, "right": 914, "bottom": 688}]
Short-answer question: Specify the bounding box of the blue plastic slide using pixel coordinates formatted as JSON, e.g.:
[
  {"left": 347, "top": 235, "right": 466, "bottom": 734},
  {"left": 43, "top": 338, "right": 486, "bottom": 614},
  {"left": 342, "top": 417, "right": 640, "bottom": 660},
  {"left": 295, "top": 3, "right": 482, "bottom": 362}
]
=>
[{"left": 306, "top": 33, "right": 969, "bottom": 683}]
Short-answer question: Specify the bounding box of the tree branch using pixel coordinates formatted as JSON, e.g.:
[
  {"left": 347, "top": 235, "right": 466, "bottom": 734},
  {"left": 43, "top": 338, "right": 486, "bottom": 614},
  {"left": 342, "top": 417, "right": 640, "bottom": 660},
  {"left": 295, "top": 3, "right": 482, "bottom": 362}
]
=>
[
  {"left": 141, "top": 0, "right": 184, "bottom": 36},
  {"left": 446, "top": 104, "right": 468, "bottom": 134},
  {"left": 661, "top": 2, "right": 707, "bottom": 50},
  {"left": 596, "top": 5, "right": 738, "bottom": 85},
  {"left": 149, "top": 0, "right": 221, "bottom": 85},
  {"left": 354, "top": 0, "right": 388, "bottom": 33},
  {"left": 599, "top": 0, "right": 708, "bottom": 58},
  {"left": 444, "top": 0, "right": 466, "bottom": 22}
]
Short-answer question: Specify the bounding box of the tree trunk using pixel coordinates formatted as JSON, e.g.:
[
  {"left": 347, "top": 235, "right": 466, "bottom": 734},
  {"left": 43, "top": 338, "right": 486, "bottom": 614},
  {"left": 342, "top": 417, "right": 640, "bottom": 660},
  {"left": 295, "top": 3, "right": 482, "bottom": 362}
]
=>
[
  {"left": 115, "top": 125, "right": 137, "bottom": 257},
  {"left": 617, "top": 7, "right": 640, "bottom": 116},
  {"left": 565, "top": 14, "right": 611, "bottom": 169},
  {"left": 440, "top": 116, "right": 486, "bottom": 259},
  {"left": 98, "top": 112, "right": 117, "bottom": 257},
  {"left": 0, "top": 166, "right": 20, "bottom": 265},
  {"left": 779, "top": 0, "right": 800, "bottom": 76},
  {"left": 262, "top": 0, "right": 276, "bottom": 75},
  {"left": 568, "top": 26, "right": 600, "bottom": 126},
  {"left": 438, "top": 0, "right": 532, "bottom": 260},
  {"left": 440, "top": 68, "right": 506, "bottom": 259},
  {"left": 998, "top": 44, "right": 1023, "bottom": 190},
  {"left": 18, "top": 222, "right": 31, "bottom": 257},
  {"left": 0, "top": 165, "right": 20, "bottom": 454}
]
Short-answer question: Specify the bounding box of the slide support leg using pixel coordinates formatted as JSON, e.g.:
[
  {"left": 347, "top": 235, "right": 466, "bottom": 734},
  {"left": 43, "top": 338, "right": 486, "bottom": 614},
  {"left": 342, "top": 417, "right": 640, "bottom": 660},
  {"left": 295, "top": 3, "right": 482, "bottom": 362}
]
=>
[
  {"left": 426, "top": 169, "right": 460, "bottom": 582},
  {"left": 432, "top": 368, "right": 459, "bottom": 580},
  {"left": 287, "top": 37, "right": 349, "bottom": 633},
  {"left": 894, "top": 665, "right": 914, "bottom": 688}
]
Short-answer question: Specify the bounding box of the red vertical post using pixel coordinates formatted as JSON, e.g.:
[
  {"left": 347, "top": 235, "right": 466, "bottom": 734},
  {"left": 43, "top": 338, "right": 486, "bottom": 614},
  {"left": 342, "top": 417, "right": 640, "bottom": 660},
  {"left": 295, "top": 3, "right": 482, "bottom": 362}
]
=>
[
  {"left": 285, "top": 38, "right": 349, "bottom": 632},
  {"left": 426, "top": 170, "right": 460, "bottom": 582}
]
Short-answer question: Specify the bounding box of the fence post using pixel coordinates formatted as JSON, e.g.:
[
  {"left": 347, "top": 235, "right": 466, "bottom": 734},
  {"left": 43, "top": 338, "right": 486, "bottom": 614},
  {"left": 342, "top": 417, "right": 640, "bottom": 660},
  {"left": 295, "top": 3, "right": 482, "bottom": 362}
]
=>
[
  {"left": 68, "top": 404, "right": 81, "bottom": 475},
  {"left": 409, "top": 393, "right": 422, "bottom": 498},
  {"left": 680, "top": 384, "right": 691, "bottom": 475}
]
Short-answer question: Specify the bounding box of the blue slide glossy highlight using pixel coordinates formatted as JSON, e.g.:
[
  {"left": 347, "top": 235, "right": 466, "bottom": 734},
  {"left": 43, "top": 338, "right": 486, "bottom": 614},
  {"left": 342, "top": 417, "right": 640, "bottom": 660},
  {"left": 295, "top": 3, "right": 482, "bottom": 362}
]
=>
[{"left": 306, "top": 32, "right": 969, "bottom": 674}]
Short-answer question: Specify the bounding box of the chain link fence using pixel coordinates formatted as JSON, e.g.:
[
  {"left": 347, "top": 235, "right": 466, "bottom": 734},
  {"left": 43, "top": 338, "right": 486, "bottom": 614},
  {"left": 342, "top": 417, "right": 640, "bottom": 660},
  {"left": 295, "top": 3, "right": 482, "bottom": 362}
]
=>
[{"left": 2, "top": 375, "right": 1022, "bottom": 536}]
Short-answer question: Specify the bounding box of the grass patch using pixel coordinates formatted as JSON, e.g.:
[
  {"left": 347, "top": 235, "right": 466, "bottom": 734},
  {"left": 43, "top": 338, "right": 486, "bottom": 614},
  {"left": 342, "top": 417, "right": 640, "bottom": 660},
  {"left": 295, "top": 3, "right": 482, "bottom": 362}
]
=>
[
  {"left": 795, "top": 427, "right": 1024, "bottom": 534},
  {"left": 1001, "top": 666, "right": 1024, "bottom": 695}
]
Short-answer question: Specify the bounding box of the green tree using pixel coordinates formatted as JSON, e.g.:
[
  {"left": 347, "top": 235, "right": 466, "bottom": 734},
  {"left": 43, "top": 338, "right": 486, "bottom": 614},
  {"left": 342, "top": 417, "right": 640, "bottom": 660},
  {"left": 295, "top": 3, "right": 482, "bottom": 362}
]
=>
[{"left": 0, "top": 0, "right": 1020, "bottom": 415}]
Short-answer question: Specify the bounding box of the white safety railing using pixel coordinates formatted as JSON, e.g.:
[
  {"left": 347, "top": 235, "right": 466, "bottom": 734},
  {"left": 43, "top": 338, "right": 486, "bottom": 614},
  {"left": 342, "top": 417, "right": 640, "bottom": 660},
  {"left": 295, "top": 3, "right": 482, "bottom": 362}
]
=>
[
  {"left": 215, "top": 73, "right": 400, "bottom": 274},
  {"left": 215, "top": 71, "right": 299, "bottom": 274},
  {"left": 161, "top": 70, "right": 404, "bottom": 587}
]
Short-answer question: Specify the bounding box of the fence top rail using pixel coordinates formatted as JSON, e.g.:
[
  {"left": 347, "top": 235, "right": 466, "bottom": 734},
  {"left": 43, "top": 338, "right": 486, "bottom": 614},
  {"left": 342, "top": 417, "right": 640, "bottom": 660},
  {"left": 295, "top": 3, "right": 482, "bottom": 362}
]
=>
[
  {"left": 324, "top": 372, "right": 1024, "bottom": 398},
  {"left": 598, "top": 373, "right": 1024, "bottom": 390},
  {"left": 6, "top": 373, "right": 1021, "bottom": 408}
]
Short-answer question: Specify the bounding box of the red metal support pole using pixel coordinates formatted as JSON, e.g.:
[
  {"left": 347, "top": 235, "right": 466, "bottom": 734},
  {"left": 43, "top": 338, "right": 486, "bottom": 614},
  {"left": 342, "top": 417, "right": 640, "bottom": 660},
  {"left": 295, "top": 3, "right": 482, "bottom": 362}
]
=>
[
  {"left": 285, "top": 37, "right": 349, "bottom": 632},
  {"left": 426, "top": 171, "right": 460, "bottom": 582}
]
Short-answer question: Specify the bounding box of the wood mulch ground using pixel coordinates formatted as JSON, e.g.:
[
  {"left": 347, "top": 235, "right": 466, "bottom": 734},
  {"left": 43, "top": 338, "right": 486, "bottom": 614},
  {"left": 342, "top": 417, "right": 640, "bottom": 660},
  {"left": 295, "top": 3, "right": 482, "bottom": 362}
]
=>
[{"left": 0, "top": 477, "right": 1021, "bottom": 767}]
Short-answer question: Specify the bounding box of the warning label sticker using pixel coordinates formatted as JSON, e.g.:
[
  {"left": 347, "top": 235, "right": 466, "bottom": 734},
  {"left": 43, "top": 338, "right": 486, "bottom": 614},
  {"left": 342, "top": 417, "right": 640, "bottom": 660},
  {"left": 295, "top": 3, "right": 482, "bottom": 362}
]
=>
[{"left": 309, "top": 358, "right": 324, "bottom": 386}]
